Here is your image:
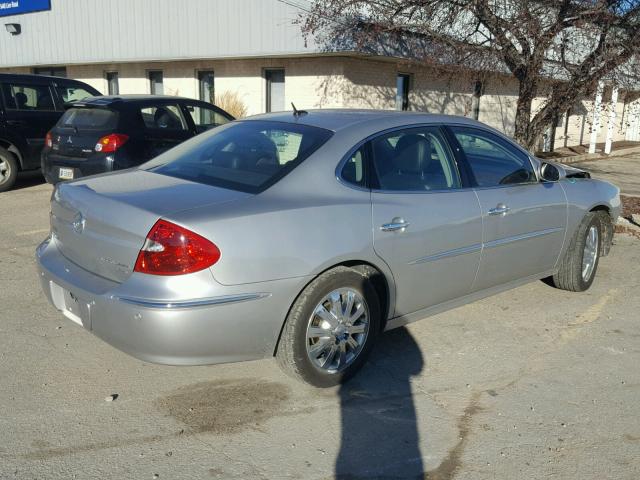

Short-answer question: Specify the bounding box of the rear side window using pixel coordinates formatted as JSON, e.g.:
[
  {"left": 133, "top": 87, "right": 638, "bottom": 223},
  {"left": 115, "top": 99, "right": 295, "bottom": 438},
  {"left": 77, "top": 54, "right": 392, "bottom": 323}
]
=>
[
  {"left": 140, "top": 105, "right": 187, "bottom": 131},
  {"left": 341, "top": 146, "right": 367, "bottom": 188},
  {"left": 144, "top": 120, "right": 333, "bottom": 193},
  {"left": 450, "top": 127, "right": 536, "bottom": 187},
  {"left": 1, "top": 83, "right": 56, "bottom": 111},
  {"left": 371, "top": 126, "right": 461, "bottom": 191},
  {"left": 59, "top": 108, "right": 118, "bottom": 130}
]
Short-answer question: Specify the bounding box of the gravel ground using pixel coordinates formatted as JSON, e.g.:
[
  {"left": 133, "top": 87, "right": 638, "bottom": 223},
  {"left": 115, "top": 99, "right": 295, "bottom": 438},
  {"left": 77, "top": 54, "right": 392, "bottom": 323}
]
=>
[{"left": 1, "top": 174, "right": 639, "bottom": 480}]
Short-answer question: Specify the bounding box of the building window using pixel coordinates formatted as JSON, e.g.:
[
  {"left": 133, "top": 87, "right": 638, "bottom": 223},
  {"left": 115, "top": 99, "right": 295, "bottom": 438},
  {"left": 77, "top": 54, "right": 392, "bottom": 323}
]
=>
[
  {"left": 106, "top": 72, "right": 119, "bottom": 95},
  {"left": 396, "top": 74, "right": 411, "bottom": 111},
  {"left": 265, "top": 69, "right": 285, "bottom": 113},
  {"left": 148, "top": 70, "right": 164, "bottom": 95},
  {"left": 472, "top": 81, "right": 483, "bottom": 120},
  {"left": 198, "top": 71, "right": 215, "bottom": 104},
  {"left": 33, "top": 66, "right": 67, "bottom": 78}
]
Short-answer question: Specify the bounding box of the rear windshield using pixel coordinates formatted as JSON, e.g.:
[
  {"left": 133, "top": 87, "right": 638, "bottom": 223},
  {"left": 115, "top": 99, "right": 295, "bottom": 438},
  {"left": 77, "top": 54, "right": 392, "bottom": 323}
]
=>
[
  {"left": 143, "top": 120, "right": 333, "bottom": 193},
  {"left": 59, "top": 107, "right": 118, "bottom": 130}
]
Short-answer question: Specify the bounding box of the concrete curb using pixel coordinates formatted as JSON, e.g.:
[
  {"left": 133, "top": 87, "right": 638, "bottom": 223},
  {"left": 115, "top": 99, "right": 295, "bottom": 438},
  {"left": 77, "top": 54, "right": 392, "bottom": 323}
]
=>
[{"left": 558, "top": 145, "right": 640, "bottom": 164}]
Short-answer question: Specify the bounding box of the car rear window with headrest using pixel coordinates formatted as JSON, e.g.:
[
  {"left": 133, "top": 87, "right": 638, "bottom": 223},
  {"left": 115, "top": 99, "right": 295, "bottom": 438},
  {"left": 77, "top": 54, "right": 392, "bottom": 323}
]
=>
[
  {"left": 143, "top": 120, "right": 333, "bottom": 193},
  {"left": 59, "top": 107, "right": 118, "bottom": 130}
]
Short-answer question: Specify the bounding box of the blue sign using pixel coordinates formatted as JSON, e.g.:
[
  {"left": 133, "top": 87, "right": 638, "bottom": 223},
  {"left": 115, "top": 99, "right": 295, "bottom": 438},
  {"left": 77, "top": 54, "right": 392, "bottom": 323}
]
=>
[{"left": 0, "top": 0, "right": 51, "bottom": 17}]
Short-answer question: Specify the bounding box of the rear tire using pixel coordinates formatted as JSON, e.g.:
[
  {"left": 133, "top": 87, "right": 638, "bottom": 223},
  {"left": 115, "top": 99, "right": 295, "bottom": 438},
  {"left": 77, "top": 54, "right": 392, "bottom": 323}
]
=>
[
  {"left": 276, "top": 266, "right": 381, "bottom": 387},
  {"left": 548, "top": 212, "right": 602, "bottom": 292},
  {"left": 0, "top": 147, "right": 18, "bottom": 193}
]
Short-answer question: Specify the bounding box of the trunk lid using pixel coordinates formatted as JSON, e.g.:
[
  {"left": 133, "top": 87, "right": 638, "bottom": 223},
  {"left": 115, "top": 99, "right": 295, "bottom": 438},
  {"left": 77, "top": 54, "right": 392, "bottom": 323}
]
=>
[{"left": 50, "top": 169, "right": 251, "bottom": 282}]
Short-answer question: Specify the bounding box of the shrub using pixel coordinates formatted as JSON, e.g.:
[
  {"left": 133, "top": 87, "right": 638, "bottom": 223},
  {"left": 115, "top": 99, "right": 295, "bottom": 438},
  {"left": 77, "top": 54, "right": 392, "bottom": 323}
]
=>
[{"left": 215, "top": 90, "right": 248, "bottom": 119}]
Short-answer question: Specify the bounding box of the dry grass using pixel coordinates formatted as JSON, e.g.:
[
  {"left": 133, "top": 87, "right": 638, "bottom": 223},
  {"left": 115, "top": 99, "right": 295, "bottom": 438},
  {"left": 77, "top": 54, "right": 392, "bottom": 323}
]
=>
[{"left": 215, "top": 91, "right": 248, "bottom": 119}]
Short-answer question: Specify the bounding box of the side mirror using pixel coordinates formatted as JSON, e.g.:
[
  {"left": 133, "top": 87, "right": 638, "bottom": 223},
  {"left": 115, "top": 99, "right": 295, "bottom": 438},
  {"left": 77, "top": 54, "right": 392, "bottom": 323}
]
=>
[{"left": 540, "top": 162, "right": 560, "bottom": 182}]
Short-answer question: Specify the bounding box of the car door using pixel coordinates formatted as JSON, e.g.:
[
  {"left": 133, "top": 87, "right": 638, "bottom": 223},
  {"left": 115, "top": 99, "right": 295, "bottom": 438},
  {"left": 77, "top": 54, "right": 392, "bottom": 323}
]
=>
[
  {"left": 181, "top": 100, "right": 233, "bottom": 135},
  {"left": 138, "top": 102, "right": 192, "bottom": 159},
  {"left": 368, "top": 126, "right": 483, "bottom": 317},
  {"left": 0, "top": 80, "right": 61, "bottom": 168},
  {"left": 448, "top": 126, "right": 567, "bottom": 292}
]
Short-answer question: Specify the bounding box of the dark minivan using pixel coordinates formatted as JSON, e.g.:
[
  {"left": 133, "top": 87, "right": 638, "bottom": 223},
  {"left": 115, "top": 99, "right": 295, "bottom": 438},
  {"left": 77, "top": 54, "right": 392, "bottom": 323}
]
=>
[
  {"left": 42, "top": 95, "right": 234, "bottom": 184},
  {"left": 0, "top": 73, "right": 101, "bottom": 191}
]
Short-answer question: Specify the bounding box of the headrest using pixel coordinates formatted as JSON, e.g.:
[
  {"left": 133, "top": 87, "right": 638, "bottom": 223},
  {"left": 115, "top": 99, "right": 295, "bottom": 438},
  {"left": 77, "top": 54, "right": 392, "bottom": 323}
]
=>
[
  {"left": 393, "top": 134, "right": 432, "bottom": 174},
  {"left": 15, "top": 92, "right": 28, "bottom": 107}
]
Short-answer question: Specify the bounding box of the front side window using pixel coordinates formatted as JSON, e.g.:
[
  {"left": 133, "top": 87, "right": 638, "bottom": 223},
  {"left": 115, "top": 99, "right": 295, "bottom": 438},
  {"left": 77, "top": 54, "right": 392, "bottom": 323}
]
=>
[
  {"left": 1, "top": 83, "right": 56, "bottom": 111},
  {"left": 185, "top": 104, "right": 230, "bottom": 133},
  {"left": 371, "top": 127, "right": 461, "bottom": 191},
  {"left": 140, "top": 105, "right": 187, "bottom": 131},
  {"left": 56, "top": 86, "right": 94, "bottom": 103},
  {"left": 144, "top": 120, "right": 332, "bottom": 193},
  {"left": 450, "top": 127, "right": 536, "bottom": 187}
]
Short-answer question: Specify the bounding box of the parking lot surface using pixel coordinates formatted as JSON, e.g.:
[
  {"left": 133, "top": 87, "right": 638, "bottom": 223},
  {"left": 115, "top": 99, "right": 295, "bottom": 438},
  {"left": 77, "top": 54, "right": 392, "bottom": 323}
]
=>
[{"left": 1, "top": 174, "right": 639, "bottom": 480}]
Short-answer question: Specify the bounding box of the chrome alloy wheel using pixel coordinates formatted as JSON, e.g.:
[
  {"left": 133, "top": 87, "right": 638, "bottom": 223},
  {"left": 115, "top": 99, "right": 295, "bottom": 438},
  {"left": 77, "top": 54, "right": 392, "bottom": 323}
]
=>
[
  {"left": 306, "top": 288, "right": 370, "bottom": 373},
  {"left": 0, "top": 158, "right": 10, "bottom": 185},
  {"left": 582, "top": 225, "right": 599, "bottom": 282}
]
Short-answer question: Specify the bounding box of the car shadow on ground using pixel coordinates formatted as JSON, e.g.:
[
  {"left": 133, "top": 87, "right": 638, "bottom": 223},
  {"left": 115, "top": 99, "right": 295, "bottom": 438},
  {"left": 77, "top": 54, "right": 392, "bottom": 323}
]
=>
[
  {"left": 336, "top": 327, "right": 425, "bottom": 479},
  {"left": 11, "top": 171, "right": 47, "bottom": 191}
]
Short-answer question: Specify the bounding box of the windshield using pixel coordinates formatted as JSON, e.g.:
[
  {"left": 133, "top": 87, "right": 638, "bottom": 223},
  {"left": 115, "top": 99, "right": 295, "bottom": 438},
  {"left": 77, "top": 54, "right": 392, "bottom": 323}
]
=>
[
  {"left": 143, "top": 120, "right": 333, "bottom": 193},
  {"left": 59, "top": 107, "right": 118, "bottom": 130}
]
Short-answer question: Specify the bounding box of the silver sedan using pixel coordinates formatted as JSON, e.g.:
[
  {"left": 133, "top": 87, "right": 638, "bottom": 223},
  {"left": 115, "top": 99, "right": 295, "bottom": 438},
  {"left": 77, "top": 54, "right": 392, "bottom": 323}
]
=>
[{"left": 36, "top": 110, "right": 620, "bottom": 386}]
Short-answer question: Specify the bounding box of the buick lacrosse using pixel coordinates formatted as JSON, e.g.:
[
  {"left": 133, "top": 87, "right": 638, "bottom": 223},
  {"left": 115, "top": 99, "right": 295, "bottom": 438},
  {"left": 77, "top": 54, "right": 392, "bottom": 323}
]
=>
[{"left": 36, "top": 110, "right": 620, "bottom": 386}]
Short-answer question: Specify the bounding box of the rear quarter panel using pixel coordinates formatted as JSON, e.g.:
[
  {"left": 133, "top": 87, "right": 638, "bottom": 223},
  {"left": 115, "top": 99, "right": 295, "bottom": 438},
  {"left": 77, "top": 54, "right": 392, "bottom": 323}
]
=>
[{"left": 166, "top": 187, "right": 378, "bottom": 286}]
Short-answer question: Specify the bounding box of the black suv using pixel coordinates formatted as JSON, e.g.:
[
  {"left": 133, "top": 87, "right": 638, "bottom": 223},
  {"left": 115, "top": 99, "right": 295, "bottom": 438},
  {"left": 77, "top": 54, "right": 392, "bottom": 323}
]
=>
[
  {"left": 42, "top": 95, "right": 234, "bottom": 184},
  {"left": 0, "top": 73, "right": 101, "bottom": 191}
]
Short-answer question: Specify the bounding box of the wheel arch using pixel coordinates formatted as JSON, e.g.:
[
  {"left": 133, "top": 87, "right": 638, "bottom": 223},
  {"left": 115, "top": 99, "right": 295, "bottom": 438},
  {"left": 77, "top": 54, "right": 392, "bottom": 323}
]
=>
[
  {"left": 272, "top": 259, "right": 395, "bottom": 357},
  {"left": 589, "top": 204, "right": 614, "bottom": 256},
  {"left": 0, "top": 138, "right": 24, "bottom": 170}
]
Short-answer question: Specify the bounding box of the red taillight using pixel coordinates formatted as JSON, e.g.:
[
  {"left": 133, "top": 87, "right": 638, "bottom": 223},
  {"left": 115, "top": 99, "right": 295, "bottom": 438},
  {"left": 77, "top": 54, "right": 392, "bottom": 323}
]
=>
[
  {"left": 95, "top": 133, "right": 129, "bottom": 153},
  {"left": 133, "top": 220, "right": 221, "bottom": 276},
  {"left": 45, "top": 131, "right": 53, "bottom": 148}
]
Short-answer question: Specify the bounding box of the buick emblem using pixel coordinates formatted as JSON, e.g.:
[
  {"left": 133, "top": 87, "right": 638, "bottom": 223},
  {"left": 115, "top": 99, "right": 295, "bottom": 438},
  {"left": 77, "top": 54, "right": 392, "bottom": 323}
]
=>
[
  {"left": 67, "top": 136, "right": 73, "bottom": 144},
  {"left": 72, "top": 212, "right": 86, "bottom": 234}
]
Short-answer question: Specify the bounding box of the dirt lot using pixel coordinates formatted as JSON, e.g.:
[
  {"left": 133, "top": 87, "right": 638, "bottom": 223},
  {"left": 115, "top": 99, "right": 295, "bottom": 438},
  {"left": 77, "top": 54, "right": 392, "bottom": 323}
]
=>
[{"left": 1, "top": 173, "right": 639, "bottom": 480}]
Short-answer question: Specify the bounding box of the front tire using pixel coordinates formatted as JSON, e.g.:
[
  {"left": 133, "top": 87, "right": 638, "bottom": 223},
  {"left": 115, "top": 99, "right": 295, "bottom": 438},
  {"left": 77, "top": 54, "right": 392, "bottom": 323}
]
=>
[
  {"left": 0, "top": 147, "right": 18, "bottom": 193},
  {"left": 549, "top": 212, "right": 602, "bottom": 292},
  {"left": 276, "top": 266, "right": 381, "bottom": 387}
]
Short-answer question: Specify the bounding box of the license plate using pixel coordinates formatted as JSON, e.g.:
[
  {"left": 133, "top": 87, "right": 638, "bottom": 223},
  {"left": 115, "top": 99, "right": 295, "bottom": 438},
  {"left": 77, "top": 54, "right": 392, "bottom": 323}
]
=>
[{"left": 59, "top": 168, "right": 74, "bottom": 180}]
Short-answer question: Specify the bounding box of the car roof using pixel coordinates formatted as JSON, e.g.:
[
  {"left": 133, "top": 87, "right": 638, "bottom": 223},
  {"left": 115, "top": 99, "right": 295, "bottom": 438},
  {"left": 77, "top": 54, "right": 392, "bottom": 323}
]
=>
[
  {"left": 74, "top": 95, "right": 199, "bottom": 106},
  {"left": 0, "top": 73, "right": 89, "bottom": 85},
  {"left": 243, "top": 109, "right": 492, "bottom": 133}
]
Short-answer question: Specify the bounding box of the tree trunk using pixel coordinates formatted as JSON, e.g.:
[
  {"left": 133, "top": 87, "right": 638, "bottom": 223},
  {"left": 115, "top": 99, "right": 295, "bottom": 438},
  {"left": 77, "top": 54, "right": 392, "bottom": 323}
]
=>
[{"left": 513, "top": 73, "right": 538, "bottom": 150}]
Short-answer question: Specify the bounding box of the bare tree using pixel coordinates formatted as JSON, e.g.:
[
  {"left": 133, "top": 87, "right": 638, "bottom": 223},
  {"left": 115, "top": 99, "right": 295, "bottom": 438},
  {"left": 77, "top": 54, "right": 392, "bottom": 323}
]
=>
[{"left": 301, "top": 0, "right": 640, "bottom": 149}]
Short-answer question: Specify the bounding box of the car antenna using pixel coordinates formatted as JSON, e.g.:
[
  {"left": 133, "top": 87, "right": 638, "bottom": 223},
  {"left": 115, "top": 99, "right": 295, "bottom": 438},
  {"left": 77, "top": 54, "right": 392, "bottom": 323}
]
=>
[{"left": 291, "top": 102, "right": 308, "bottom": 117}]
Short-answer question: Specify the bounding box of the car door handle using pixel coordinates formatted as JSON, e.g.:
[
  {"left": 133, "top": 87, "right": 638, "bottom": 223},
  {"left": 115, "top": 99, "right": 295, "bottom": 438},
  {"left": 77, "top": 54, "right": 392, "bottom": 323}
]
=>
[
  {"left": 381, "top": 218, "right": 410, "bottom": 232},
  {"left": 6, "top": 120, "right": 27, "bottom": 126},
  {"left": 488, "top": 204, "right": 510, "bottom": 216}
]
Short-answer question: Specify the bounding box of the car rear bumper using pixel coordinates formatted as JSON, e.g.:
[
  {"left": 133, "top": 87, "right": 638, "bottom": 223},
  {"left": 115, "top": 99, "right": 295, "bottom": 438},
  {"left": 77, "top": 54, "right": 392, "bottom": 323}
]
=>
[
  {"left": 41, "top": 151, "right": 114, "bottom": 184},
  {"left": 36, "top": 236, "right": 306, "bottom": 365}
]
